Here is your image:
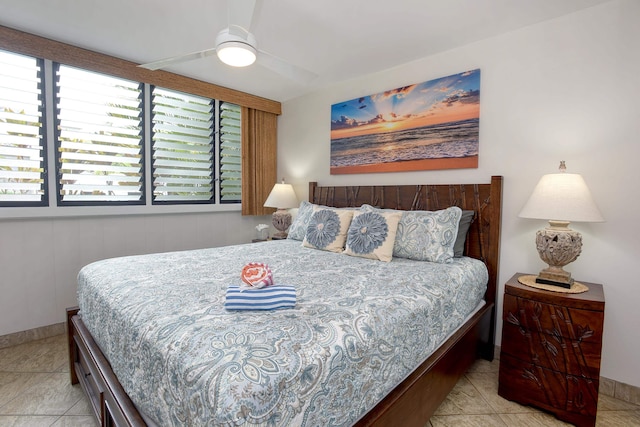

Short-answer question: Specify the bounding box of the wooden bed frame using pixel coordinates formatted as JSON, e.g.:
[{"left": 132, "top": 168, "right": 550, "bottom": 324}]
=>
[{"left": 67, "top": 175, "right": 503, "bottom": 427}]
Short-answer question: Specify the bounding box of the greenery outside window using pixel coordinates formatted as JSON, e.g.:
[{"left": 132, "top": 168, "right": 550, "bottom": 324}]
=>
[
  {"left": 0, "top": 50, "right": 47, "bottom": 206},
  {"left": 0, "top": 24, "right": 280, "bottom": 216},
  {"left": 0, "top": 48, "right": 244, "bottom": 209},
  {"left": 55, "top": 64, "right": 145, "bottom": 205},
  {"left": 151, "top": 87, "right": 215, "bottom": 203},
  {"left": 219, "top": 102, "right": 241, "bottom": 202}
]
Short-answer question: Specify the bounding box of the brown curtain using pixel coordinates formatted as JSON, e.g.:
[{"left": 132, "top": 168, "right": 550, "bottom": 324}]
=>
[{"left": 241, "top": 107, "right": 278, "bottom": 216}]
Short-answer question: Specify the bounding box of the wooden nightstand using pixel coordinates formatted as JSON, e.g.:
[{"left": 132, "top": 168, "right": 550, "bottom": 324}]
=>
[{"left": 498, "top": 273, "right": 605, "bottom": 427}]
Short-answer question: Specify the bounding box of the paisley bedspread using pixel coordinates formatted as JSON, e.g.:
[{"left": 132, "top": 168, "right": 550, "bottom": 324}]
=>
[{"left": 77, "top": 239, "right": 488, "bottom": 426}]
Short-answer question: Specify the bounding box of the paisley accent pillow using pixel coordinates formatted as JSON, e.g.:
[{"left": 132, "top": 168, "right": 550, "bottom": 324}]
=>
[
  {"left": 393, "top": 206, "right": 462, "bottom": 263},
  {"left": 343, "top": 210, "right": 402, "bottom": 262},
  {"left": 287, "top": 201, "right": 316, "bottom": 241},
  {"left": 302, "top": 208, "right": 354, "bottom": 252}
]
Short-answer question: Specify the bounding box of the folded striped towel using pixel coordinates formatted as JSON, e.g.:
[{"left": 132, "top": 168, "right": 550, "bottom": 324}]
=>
[{"left": 225, "top": 284, "right": 296, "bottom": 310}]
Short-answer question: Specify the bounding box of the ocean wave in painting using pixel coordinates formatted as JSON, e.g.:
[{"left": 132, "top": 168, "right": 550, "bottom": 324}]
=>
[{"left": 330, "top": 118, "right": 479, "bottom": 168}]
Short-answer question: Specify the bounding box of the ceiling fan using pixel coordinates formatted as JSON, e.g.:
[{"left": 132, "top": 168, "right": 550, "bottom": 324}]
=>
[{"left": 138, "top": 0, "right": 317, "bottom": 84}]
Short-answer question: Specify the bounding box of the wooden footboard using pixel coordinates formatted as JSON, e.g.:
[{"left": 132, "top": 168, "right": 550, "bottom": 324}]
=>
[
  {"left": 67, "top": 176, "right": 502, "bottom": 427},
  {"left": 67, "top": 307, "right": 146, "bottom": 427}
]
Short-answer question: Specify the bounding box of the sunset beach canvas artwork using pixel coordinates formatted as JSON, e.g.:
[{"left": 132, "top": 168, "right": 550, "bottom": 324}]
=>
[{"left": 330, "top": 69, "right": 480, "bottom": 174}]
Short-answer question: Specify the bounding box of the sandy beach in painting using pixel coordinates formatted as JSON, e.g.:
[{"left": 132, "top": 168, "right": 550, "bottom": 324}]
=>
[{"left": 331, "top": 155, "right": 478, "bottom": 174}]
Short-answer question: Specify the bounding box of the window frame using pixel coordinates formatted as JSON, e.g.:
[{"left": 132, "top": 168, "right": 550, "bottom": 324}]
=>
[
  {"left": 0, "top": 25, "right": 280, "bottom": 219},
  {"left": 0, "top": 59, "right": 241, "bottom": 217},
  {"left": 218, "top": 101, "right": 242, "bottom": 204},
  {"left": 0, "top": 52, "right": 49, "bottom": 208},
  {"left": 53, "top": 63, "right": 147, "bottom": 207},
  {"left": 150, "top": 86, "right": 217, "bottom": 205}
]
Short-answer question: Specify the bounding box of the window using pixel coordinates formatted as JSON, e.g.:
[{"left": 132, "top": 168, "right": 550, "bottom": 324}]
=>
[
  {"left": 0, "top": 50, "right": 47, "bottom": 206},
  {"left": 219, "top": 102, "right": 242, "bottom": 202},
  {"left": 0, "top": 48, "right": 243, "bottom": 209},
  {"left": 1, "top": 26, "right": 280, "bottom": 216},
  {"left": 151, "top": 88, "right": 215, "bottom": 203},
  {"left": 55, "top": 65, "right": 144, "bottom": 205}
]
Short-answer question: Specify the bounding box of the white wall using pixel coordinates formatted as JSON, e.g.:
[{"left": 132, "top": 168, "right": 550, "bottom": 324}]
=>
[
  {"left": 0, "top": 211, "right": 269, "bottom": 336},
  {"left": 278, "top": 0, "right": 640, "bottom": 387},
  {"left": 1, "top": 0, "right": 637, "bottom": 389}
]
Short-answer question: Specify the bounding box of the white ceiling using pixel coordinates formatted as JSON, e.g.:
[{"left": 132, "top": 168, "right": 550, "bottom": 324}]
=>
[{"left": 0, "top": 0, "right": 612, "bottom": 102}]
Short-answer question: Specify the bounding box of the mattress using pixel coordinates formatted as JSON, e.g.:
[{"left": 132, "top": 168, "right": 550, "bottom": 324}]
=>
[{"left": 77, "top": 239, "right": 488, "bottom": 426}]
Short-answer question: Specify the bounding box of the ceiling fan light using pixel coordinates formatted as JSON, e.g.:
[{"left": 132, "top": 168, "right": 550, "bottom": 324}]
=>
[{"left": 217, "top": 41, "right": 257, "bottom": 67}]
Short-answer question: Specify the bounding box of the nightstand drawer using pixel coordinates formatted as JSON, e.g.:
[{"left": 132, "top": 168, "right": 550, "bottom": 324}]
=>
[
  {"left": 502, "top": 293, "right": 604, "bottom": 342},
  {"left": 499, "top": 353, "right": 599, "bottom": 419},
  {"left": 499, "top": 273, "right": 604, "bottom": 427},
  {"left": 501, "top": 320, "right": 602, "bottom": 378}
]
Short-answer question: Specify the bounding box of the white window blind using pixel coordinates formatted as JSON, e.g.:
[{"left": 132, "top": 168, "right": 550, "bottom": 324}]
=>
[
  {"left": 1, "top": 44, "right": 244, "bottom": 211},
  {"left": 56, "top": 65, "right": 144, "bottom": 204},
  {"left": 219, "top": 102, "right": 241, "bottom": 202},
  {"left": 0, "top": 50, "right": 46, "bottom": 205},
  {"left": 151, "top": 88, "right": 214, "bottom": 203}
]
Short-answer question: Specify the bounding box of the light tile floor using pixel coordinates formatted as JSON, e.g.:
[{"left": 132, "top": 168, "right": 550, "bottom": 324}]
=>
[
  {"left": 0, "top": 334, "right": 96, "bottom": 427},
  {"left": 0, "top": 334, "right": 639, "bottom": 426}
]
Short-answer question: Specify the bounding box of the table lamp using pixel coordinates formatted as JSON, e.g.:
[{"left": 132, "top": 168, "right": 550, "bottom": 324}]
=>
[
  {"left": 264, "top": 180, "right": 298, "bottom": 239},
  {"left": 518, "top": 161, "right": 604, "bottom": 288}
]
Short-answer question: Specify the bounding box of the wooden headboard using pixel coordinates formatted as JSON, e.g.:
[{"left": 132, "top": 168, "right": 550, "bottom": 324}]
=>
[{"left": 309, "top": 176, "right": 503, "bottom": 310}]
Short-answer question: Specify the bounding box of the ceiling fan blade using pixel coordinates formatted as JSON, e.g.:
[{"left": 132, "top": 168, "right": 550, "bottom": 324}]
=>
[
  {"left": 227, "top": 0, "right": 260, "bottom": 34},
  {"left": 138, "top": 48, "right": 218, "bottom": 71},
  {"left": 140, "top": 0, "right": 316, "bottom": 85},
  {"left": 227, "top": 24, "right": 250, "bottom": 40},
  {"left": 257, "top": 49, "right": 317, "bottom": 85}
]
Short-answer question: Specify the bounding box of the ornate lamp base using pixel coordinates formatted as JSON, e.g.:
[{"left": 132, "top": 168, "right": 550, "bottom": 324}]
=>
[
  {"left": 536, "top": 268, "right": 574, "bottom": 288},
  {"left": 534, "top": 220, "right": 582, "bottom": 289},
  {"left": 271, "top": 209, "right": 292, "bottom": 239}
]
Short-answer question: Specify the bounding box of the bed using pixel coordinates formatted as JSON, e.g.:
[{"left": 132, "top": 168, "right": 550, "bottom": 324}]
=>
[{"left": 66, "top": 176, "right": 503, "bottom": 427}]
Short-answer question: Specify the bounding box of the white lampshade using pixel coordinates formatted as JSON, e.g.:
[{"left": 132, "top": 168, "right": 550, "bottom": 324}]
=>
[
  {"left": 519, "top": 170, "right": 603, "bottom": 223},
  {"left": 264, "top": 183, "right": 298, "bottom": 209},
  {"left": 519, "top": 162, "right": 603, "bottom": 289}
]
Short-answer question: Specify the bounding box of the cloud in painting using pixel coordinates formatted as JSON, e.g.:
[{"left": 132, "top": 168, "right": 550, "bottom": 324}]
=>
[
  {"left": 442, "top": 89, "right": 480, "bottom": 106},
  {"left": 330, "top": 69, "right": 480, "bottom": 139},
  {"left": 369, "top": 114, "right": 385, "bottom": 124},
  {"left": 331, "top": 115, "right": 361, "bottom": 130},
  {"left": 370, "top": 84, "right": 417, "bottom": 103},
  {"left": 332, "top": 111, "right": 422, "bottom": 131}
]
